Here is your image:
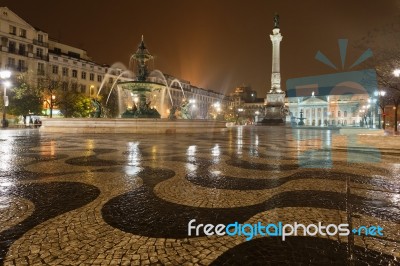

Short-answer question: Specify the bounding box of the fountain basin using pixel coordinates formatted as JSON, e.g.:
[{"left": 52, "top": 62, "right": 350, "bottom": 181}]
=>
[{"left": 40, "top": 118, "right": 227, "bottom": 134}]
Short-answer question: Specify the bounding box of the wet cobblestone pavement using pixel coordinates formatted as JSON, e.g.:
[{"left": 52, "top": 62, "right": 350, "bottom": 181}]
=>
[{"left": 0, "top": 127, "right": 399, "bottom": 265}]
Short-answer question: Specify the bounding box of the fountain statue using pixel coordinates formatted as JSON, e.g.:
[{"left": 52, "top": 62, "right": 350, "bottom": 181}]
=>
[
  {"left": 118, "top": 36, "right": 163, "bottom": 118},
  {"left": 91, "top": 98, "right": 103, "bottom": 118},
  {"left": 297, "top": 109, "right": 306, "bottom": 126}
]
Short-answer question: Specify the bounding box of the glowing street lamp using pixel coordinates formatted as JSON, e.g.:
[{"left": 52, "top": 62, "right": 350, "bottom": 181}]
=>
[
  {"left": 393, "top": 69, "right": 400, "bottom": 77},
  {"left": 1, "top": 70, "right": 12, "bottom": 128},
  {"left": 90, "top": 85, "right": 95, "bottom": 97}
]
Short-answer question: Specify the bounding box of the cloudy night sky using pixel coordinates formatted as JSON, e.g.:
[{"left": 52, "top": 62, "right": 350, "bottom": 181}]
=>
[{"left": 2, "top": 0, "right": 400, "bottom": 95}]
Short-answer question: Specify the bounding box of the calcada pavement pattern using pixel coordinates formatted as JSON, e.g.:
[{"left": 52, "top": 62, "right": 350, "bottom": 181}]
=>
[{"left": 0, "top": 127, "right": 399, "bottom": 265}]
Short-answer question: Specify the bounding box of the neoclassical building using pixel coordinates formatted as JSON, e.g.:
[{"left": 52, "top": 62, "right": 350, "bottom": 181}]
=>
[{"left": 287, "top": 92, "right": 377, "bottom": 127}]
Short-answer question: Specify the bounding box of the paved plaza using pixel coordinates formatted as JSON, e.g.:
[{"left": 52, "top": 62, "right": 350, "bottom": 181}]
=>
[{"left": 0, "top": 127, "right": 399, "bottom": 265}]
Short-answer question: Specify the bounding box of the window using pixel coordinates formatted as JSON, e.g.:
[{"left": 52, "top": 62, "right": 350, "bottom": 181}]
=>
[
  {"left": 62, "top": 67, "right": 68, "bottom": 76},
  {"left": 38, "top": 34, "right": 43, "bottom": 42},
  {"left": 18, "top": 60, "right": 26, "bottom": 72},
  {"left": 7, "top": 57, "right": 15, "bottom": 68},
  {"left": 71, "top": 83, "right": 78, "bottom": 91},
  {"left": 80, "top": 84, "right": 86, "bottom": 93},
  {"left": 54, "top": 48, "right": 61, "bottom": 54},
  {"left": 19, "top": 28, "right": 26, "bottom": 38},
  {"left": 62, "top": 82, "right": 68, "bottom": 91},
  {"left": 9, "top": 25, "right": 16, "bottom": 35},
  {"left": 89, "top": 73, "right": 94, "bottom": 81},
  {"left": 72, "top": 69, "right": 78, "bottom": 78},
  {"left": 37, "top": 62, "right": 45, "bottom": 75},
  {"left": 36, "top": 48, "right": 43, "bottom": 58},
  {"left": 338, "top": 111, "right": 341, "bottom": 117},
  {"left": 52, "top": 65, "right": 58, "bottom": 74},
  {"left": 19, "top": 44, "right": 26, "bottom": 56},
  {"left": 97, "top": 75, "right": 102, "bottom": 82},
  {"left": 81, "top": 71, "right": 86, "bottom": 79},
  {"left": 9, "top": 41, "right": 16, "bottom": 53},
  {"left": 344, "top": 111, "right": 347, "bottom": 117}
]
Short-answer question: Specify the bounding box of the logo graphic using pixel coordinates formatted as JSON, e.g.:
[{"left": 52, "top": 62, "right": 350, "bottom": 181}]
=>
[
  {"left": 286, "top": 39, "right": 381, "bottom": 167},
  {"left": 188, "top": 219, "right": 384, "bottom": 241}
]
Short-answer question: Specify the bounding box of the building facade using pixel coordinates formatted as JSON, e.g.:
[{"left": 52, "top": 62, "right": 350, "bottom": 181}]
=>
[{"left": 287, "top": 93, "right": 380, "bottom": 127}]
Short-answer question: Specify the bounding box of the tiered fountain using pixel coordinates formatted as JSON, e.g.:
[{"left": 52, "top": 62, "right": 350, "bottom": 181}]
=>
[{"left": 119, "top": 36, "right": 164, "bottom": 118}]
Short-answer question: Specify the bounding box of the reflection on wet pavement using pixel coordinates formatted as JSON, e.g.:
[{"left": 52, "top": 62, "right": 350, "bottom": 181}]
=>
[{"left": 0, "top": 127, "right": 399, "bottom": 265}]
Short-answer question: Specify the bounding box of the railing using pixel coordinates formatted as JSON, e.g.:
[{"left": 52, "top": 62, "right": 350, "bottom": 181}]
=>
[
  {"left": 17, "top": 66, "right": 28, "bottom": 72},
  {"left": 18, "top": 50, "right": 28, "bottom": 56},
  {"left": 34, "top": 54, "right": 48, "bottom": 61},
  {"left": 8, "top": 48, "right": 29, "bottom": 57},
  {"left": 33, "top": 39, "right": 49, "bottom": 48},
  {"left": 5, "top": 64, "right": 17, "bottom": 71}
]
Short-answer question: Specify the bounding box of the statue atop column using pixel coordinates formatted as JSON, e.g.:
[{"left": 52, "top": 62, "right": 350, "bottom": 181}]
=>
[{"left": 273, "top": 13, "right": 280, "bottom": 28}]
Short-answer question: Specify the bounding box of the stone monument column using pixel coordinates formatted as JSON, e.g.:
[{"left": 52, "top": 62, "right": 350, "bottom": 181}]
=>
[
  {"left": 260, "top": 13, "right": 286, "bottom": 125},
  {"left": 270, "top": 28, "right": 282, "bottom": 93}
]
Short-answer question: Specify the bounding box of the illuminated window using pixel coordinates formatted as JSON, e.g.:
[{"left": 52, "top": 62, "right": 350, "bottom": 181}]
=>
[
  {"left": 36, "top": 48, "right": 43, "bottom": 58},
  {"left": 9, "top": 25, "right": 16, "bottom": 35},
  {"left": 19, "top": 28, "right": 26, "bottom": 38}
]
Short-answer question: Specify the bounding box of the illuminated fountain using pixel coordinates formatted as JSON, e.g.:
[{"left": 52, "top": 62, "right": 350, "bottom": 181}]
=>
[
  {"left": 95, "top": 36, "right": 191, "bottom": 119},
  {"left": 118, "top": 36, "right": 163, "bottom": 118}
]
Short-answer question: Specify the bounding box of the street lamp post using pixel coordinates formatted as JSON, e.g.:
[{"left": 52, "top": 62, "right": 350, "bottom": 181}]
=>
[
  {"left": 237, "top": 108, "right": 244, "bottom": 125},
  {"left": 189, "top": 99, "right": 196, "bottom": 119},
  {"left": 374, "top": 90, "right": 386, "bottom": 129},
  {"left": 50, "top": 94, "right": 56, "bottom": 118},
  {"left": 1, "top": 70, "right": 12, "bottom": 128},
  {"left": 394, "top": 69, "right": 400, "bottom": 132}
]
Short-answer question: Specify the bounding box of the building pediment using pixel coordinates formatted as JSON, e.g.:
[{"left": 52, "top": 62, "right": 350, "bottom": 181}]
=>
[
  {"left": 300, "top": 96, "right": 327, "bottom": 105},
  {"left": 0, "top": 7, "right": 37, "bottom": 31}
]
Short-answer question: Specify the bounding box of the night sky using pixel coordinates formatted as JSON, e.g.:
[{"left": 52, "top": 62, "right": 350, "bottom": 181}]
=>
[{"left": 3, "top": 0, "right": 400, "bottom": 96}]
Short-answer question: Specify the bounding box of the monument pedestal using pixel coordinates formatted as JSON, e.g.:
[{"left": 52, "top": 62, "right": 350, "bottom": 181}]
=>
[{"left": 260, "top": 92, "right": 285, "bottom": 125}]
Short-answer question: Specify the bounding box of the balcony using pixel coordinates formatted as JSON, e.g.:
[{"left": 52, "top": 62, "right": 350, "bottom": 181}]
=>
[
  {"left": 17, "top": 66, "right": 28, "bottom": 72},
  {"left": 18, "top": 50, "right": 28, "bottom": 57},
  {"left": 5, "top": 64, "right": 17, "bottom": 71},
  {"left": 34, "top": 54, "right": 48, "bottom": 61},
  {"left": 33, "top": 39, "right": 49, "bottom": 48}
]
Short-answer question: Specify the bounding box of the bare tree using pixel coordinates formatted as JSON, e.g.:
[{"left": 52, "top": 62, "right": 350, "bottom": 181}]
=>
[{"left": 356, "top": 17, "right": 400, "bottom": 131}]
